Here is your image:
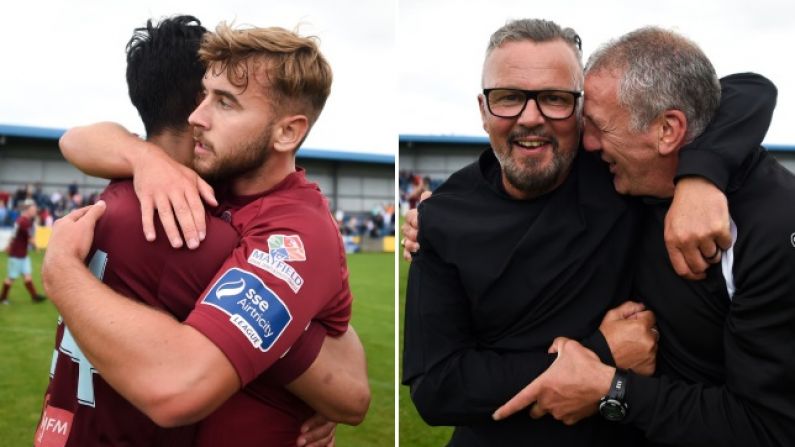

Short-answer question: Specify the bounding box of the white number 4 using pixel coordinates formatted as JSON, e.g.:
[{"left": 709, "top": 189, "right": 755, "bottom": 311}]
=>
[{"left": 49, "top": 250, "right": 108, "bottom": 407}]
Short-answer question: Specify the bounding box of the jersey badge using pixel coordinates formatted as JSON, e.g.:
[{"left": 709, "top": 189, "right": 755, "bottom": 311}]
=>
[
  {"left": 35, "top": 405, "right": 74, "bottom": 447},
  {"left": 247, "top": 248, "right": 305, "bottom": 293},
  {"left": 267, "top": 234, "right": 306, "bottom": 262},
  {"left": 202, "top": 267, "right": 292, "bottom": 352}
]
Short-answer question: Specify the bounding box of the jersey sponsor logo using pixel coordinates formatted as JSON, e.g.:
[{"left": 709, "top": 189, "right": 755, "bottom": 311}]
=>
[
  {"left": 791, "top": 232, "right": 795, "bottom": 247},
  {"left": 34, "top": 405, "right": 74, "bottom": 447},
  {"left": 247, "top": 248, "right": 305, "bottom": 293},
  {"left": 202, "top": 267, "right": 291, "bottom": 352},
  {"left": 216, "top": 278, "right": 246, "bottom": 298},
  {"left": 267, "top": 234, "right": 306, "bottom": 262}
]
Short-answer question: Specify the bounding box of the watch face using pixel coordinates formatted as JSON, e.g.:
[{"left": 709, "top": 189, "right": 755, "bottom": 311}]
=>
[{"left": 599, "top": 399, "right": 627, "bottom": 422}]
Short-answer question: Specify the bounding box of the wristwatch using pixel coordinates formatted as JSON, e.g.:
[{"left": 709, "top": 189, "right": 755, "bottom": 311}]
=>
[{"left": 599, "top": 368, "right": 629, "bottom": 422}]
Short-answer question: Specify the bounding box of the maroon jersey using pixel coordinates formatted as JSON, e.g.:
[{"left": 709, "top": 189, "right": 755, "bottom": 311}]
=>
[
  {"left": 37, "top": 180, "right": 240, "bottom": 447},
  {"left": 9, "top": 214, "right": 34, "bottom": 257},
  {"left": 185, "top": 169, "right": 353, "bottom": 446}
]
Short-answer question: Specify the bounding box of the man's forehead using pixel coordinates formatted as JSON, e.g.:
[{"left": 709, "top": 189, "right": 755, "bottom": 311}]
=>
[
  {"left": 584, "top": 72, "right": 627, "bottom": 126},
  {"left": 201, "top": 67, "right": 269, "bottom": 100},
  {"left": 483, "top": 39, "right": 581, "bottom": 88}
]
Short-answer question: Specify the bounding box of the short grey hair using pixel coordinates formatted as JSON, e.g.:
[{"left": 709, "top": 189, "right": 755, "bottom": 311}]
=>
[
  {"left": 585, "top": 27, "right": 720, "bottom": 142},
  {"left": 485, "top": 19, "right": 584, "bottom": 116}
]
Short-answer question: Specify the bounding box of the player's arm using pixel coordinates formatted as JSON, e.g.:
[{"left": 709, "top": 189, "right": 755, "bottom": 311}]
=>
[
  {"left": 42, "top": 203, "right": 239, "bottom": 427},
  {"left": 664, "top": 73, "right": 776, "bottom": 279},
  {"left": 45, "top": 202, "right": 366, "bottom": 430},
  {"left": 286, "top": 327, "right": 370, "bottom": 425},
  {"left": 60, "top": 122, "right": 150, "bottom": 178},
  {"left": 59, "top": 121, "right": 214, "bottom": 249}
]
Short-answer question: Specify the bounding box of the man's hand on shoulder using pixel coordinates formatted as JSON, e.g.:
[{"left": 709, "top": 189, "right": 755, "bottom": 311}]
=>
[
  {"left": 665, "top": 177, "right": 731, "bottom": 280},
  {"left": 401, "top": 190, "right": 431, "bottom": 261},
  {"left": 131, "top": 145, "right": 217, "bottom": 250}
]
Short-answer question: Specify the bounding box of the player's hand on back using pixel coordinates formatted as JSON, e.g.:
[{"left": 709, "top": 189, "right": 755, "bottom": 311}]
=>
[
  {"left": 297, "top": 413, "right": 336, "bottom": 447},
  {"left": 132, "top": 145, "right": 217, "bottom": 250},
  {"left": 42, "top": 201, "right": 107, "bottom": 294},
  {"left": 665, "top": 177, "right": 731, "bottom": 280}
]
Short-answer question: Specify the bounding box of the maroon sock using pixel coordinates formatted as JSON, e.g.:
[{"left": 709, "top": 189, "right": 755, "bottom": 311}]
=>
[
  {"left": 24, "top": 280, "right": 38, "bottom": 299},
  {"left": 0, "top": 282, "right": 9, "bottom": 301}
]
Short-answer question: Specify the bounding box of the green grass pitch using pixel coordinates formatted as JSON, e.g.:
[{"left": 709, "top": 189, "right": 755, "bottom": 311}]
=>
[{"left": 0, "top": 250, "right": 394, "bottom": 446}]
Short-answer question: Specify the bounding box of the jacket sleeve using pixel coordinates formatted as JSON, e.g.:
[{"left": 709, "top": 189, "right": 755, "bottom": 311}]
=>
[
  {"left": 623, "top": 216, "right": 795, "bottom": 446},
  {"left": 401, "top": 224, "right": 614, "bottom": 426},
  {"left": 675, "top": 72, "right": 777, "bottom": 191},
  {"left": 402, "top": 243, "right": 555, "bottom": 426}
]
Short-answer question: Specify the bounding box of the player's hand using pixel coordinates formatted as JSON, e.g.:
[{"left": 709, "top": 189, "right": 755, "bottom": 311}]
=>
[
  {"left": 44, "top": 201, "right": 106, "bottom": 263},
  {"left": 599, "top": 301, "right": 657, "bottom": 376},
  {"left": 492, "top": 337, "right": 613, "bottom": 424},
  {"left": 132, "top": 146, "right": 217, "bottom": 250},
  {"left": 297, "top": 413, "right": 336, "bottom": 447},
  {"left": 401, "top": 190, "right": 431, "bottom": 261},
  {"left": 665, "top": 177, "right": 731, "bottom": 280},
  {"left": 43, "top": 201, "right": 107, "bottom": 296}
]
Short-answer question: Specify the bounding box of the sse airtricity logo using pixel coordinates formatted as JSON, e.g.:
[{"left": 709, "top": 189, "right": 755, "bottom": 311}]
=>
[
  {"left": 201, "top": 268, "right": 292, "bottom": 352},
  {"left": 215, "top": 278, "right": 246, "bottom": 298}
]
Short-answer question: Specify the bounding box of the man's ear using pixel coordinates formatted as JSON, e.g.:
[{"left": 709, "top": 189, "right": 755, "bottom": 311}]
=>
[
  {"left": 478, "top": 94, "right": 488, "bottom": 132},
  {"left": 273, "top": 114, "right": 309, "bottom": 153},
  {"left": 657, "top": 109, "right": 687, "bottom": 156}
]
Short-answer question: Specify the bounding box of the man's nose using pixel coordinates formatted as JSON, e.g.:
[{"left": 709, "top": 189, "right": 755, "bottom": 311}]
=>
[
  {"left": 188, "top": 100, "right": 210, "bottom": 129},
  {"left": 515, "top": 99, "right": 545, "bottom": 128}
]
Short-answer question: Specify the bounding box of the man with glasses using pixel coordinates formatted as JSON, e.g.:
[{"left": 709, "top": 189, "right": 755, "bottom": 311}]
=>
[
  {"left": 491, "top": 27, "right": 795, "bottom": 447},
  {"left": 402, "top": 18, "right": 772, "bottom": 446}
]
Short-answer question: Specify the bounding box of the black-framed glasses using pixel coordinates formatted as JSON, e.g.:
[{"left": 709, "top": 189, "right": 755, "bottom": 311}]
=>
[{"left": 483, "top": 88, "right": 582, "bottom": 120}]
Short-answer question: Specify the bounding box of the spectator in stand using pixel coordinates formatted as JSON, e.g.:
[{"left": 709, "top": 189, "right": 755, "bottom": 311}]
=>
[
  {"left": 407, "top": 176, "right": 431, "bottom": 209},
  {"left": 68, "top": 181, "right": 79, "bottom": 199},
  {"left": 0, "top": 199, "right": 8, "bottom": 226}
]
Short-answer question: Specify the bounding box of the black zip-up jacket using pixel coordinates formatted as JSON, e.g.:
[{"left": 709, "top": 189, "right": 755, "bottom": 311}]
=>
[{"left": 628, "top": 78, "right": 795, "bottom": 446}]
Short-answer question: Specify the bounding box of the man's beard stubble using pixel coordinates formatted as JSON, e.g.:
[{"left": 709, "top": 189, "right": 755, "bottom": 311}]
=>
[
  {"left": 498, "top": 128, "right": 576, "bottom": 198},
  {"left": 193, "top": 129, "right": 272, "bottom": 185}
]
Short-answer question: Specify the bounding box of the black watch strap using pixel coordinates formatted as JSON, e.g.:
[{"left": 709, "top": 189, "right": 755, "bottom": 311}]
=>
[
  {"left": 599, "top": 368, "right": 629, "bottom": 422},
  {"left": 608, "top": 368, "right": 628, "bottom": 401}
]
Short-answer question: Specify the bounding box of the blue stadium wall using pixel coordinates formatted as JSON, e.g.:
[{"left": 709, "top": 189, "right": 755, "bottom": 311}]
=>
[{"left": 0, "top": 124, "right": 395, "bottom": 214}]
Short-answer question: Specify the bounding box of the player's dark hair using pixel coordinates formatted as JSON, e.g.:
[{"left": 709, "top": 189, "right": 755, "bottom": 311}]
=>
[{"left": 126, "top": 15, "right": 207, "bottom": 136}]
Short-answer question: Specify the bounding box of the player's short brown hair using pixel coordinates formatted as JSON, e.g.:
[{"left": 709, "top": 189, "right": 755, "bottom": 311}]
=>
[{"left": 199, "top": 23, "right": 333, "bottom": 124}]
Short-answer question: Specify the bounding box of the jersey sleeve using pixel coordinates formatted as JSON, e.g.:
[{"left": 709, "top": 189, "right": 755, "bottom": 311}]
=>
[
  {"left": 184, "top": 207, "right": 351, "bottom": 386},
  {"left": 675, "top": 73, "right": 777, "bottom": 191},
  {"left": 255, "top": 320, "right": 327, "bottom": 386}
]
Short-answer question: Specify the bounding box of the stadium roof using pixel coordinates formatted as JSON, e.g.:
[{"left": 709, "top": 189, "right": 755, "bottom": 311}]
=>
[
  {"left": 0, "top": 123, "right": 394, "bottom": 165},
  {"left": 399, "top": 133, "right": 795, "bottom": 152}
]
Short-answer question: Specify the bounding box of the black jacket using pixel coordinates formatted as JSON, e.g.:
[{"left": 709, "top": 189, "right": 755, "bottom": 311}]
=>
[
  {"left": 629, "top": 76, "right": 795, "bottom": 446},
  {"left": 404, "top": 148, "right": 642, "bottom": 446},
  {"left": 402, "top": 73, "right": 779, "bottom": 446}
]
